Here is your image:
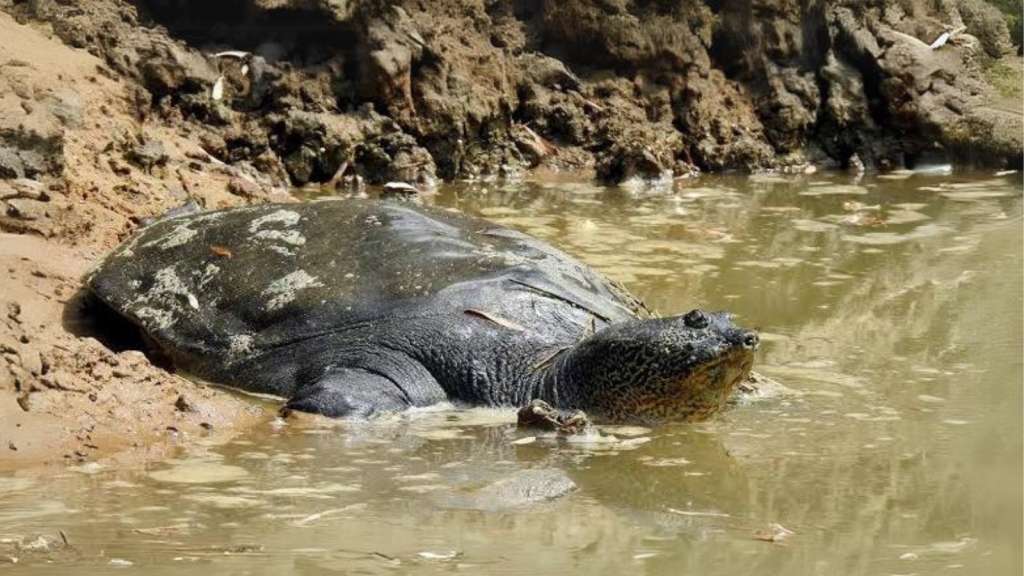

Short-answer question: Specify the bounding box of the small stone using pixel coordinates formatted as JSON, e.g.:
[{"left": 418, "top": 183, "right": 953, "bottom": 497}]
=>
[
  {"left": 174, "top": 394, "right": 195, "bottom": 412},
  {"left": 0, "top": 148, "right": 25, "bottom": 179},
  {"left": 18, "top": 536, "right": 49, "bottom": 552},
  {"left": 19, "top": 349, "right": 42, "bottom": 377},
  {"left": 5, "top": 303, "right": 21, "bottom": 322},
  {"left": 227, "top": 177, "right": 261, "bottom": 198},
  {"left": 124, "top": 137, "right": 168, "bottom": 170},
  {"left": 5, "top": 198, "right": 48, "bottom": 221}
]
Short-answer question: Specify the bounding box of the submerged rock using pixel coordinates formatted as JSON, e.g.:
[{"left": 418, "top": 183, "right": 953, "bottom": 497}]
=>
[{"left": 441, "top": 469, "right": 578, "bottom": 510}]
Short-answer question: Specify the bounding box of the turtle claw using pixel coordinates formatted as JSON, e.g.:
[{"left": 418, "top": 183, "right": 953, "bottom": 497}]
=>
[{"left": 517, "top": 399, "right": 593, "bottom": 435}]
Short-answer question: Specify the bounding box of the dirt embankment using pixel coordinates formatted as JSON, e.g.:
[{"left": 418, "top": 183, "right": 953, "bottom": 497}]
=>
[
  {"left": 0, "top": 0, "right": 1020, "bottom": 470},
  {"left": 5, "top": 0, "right": 1022, "bottom": 186},
  {"left": 0, "top": 12, "right": 284, "bottom": 471}
]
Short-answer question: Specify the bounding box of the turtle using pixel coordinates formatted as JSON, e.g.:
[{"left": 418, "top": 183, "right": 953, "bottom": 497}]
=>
[{"left": 86, "top": 198, "right": 759, "bottom": 423}]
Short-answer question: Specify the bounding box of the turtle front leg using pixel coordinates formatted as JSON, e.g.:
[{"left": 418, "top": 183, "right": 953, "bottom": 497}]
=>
[{"left": 283, "top": 368, "right": 410, "bottom": 418}]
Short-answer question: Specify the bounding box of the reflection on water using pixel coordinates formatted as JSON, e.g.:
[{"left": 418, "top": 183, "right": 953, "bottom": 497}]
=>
[{"left": 2, "top": 171, "right": 1021, "bottom": 575}]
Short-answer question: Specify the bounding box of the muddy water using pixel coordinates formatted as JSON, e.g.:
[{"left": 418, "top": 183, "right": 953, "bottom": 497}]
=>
[{"left": 2, "top": 171, "right": 1022, "bottom": 575}]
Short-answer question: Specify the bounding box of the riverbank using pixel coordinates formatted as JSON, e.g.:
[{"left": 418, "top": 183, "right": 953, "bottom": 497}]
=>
[
  {"left": 1, "top": 12, "right": 284, "bottom": 470},
  {"left": 0, "top": 1, "right": 1021, "bottom": 471}
]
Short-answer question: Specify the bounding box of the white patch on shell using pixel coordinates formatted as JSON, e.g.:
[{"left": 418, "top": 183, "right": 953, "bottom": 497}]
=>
[
  {"left": 249, "top": 209, "right": 301, "bottom": 233},
  {"left": 135, "top": 306, "right": 176, "bottom": 330},
  {"left": 196, "top": 263, "right": 221, "bottom": 289},
  {"left": 132, "top": 266, "right": 200, "bottom": 329},
  {"left": 114, "top": 232, "right": 146, "bottom": 258},
  {"left": 143, "top": 222, "right": 198, "bottom": 251},
  {"left": 254, "top": 229, "right": 306, "bottom": 246},
  {"left": 267, "top": 245, "right": 295, "bottom": 256},
  {"left": 262, "top": 270, "right": 324, "bottom": 312},
  {"left": 248, "top": 209, "right": 305, "bottom": 251},
  {"left": 118, "top": 210, "right": 226, "bottom": 258},
  {"left": 229, "top": 334, "right": 256, "bottom": 358},
  {"left": 474, "top": 242, "right": 529, "bottom": 267}
]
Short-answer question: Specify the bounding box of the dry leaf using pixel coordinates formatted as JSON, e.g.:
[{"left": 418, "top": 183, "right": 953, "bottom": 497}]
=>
[{"left": 464, "top": 309, "right": 525, "bottom": 332}]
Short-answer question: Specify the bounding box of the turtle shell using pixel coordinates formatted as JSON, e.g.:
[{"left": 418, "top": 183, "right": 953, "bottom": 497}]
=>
[{"left": 88, "top": 199, "right": 648, "bottom": 386}]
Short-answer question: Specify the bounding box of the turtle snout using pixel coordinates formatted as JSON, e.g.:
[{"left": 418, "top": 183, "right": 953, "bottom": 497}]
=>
[{"left": 740, "top": 331, "right": 759, "bottom": 350}]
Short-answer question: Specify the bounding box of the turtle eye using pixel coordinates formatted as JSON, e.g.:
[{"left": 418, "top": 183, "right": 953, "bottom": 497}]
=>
[{"left": 683, "top": 309, "right": 708, "bottom": 329}]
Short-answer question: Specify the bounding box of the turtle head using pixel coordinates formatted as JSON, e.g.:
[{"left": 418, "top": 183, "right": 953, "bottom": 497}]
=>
[{"left": 557, "top": 310, "right": 758, "bottom": 422}]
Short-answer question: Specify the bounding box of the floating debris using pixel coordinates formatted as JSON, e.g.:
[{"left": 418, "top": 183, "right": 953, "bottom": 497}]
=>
[
  {"left": 148, "top": 461, "right": 249, "bottom": 484},
  {"left": 417, "top": 550, "right": 462, "bottom": 561},
  {"left": 799, "top": 184, "right": 868, "bottom": 196},
  {"left": 666, "top": 507, "right": 730, "bottom": 518},
  {"left": 133, "top": 524, "right": 193, "bottom": 537},
  {"left": 382, "top": 182, "right": 420, "bottom": 197},
  {"left": 753, "top": 523, "right": 795, "bottom": 544},
  {"left": 638, "top": 456, "right": 691, "bottom": 467},
  {"left": 292, "top": 505, "right": 365, "bottom": 527},
  {"left": 598, "top": 425, "right": 651, "bottom": 437},
  {"left": 413, "top": 428, "right": 475, "bottom": 441}
]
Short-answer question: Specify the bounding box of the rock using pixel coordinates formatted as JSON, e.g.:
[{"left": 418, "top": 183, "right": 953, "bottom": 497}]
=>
[
  {"left": 227, "top": 177, "right": 261, "bottom": 198},
  {"left": 124, "top": 137, "right": 168, "bottom": 170},
  {"left": 0, "top": 148, "right": 25, "bottom": 178},
  {"left": 18, "top": 349, "right": 43, "bottom": 377},
  {"left": 5, "top": 198, "right": 48, "bottom": 221},
  {"left": 1, "top": 179, "right": 46, "bottom": 201},
  {"left": 954, "top": 0, "right": 1015, "bottom": 58},
  {"left": 174, "top": 394, "right": 195, "bottom": 412},
  {"left": 9, "top": 0, "right": 1021, "bottom": 181},
  {"left": 442, "top": 469, "right": 578, "bottom": 510},
  {"left": 517, "top": 53, "right": 581, "bottom": 91}
]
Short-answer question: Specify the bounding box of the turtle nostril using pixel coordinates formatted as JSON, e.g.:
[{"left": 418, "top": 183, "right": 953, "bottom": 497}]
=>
[
  {"left": 683, "top": 309, "right": 708, "bottom": 329},
  {"left": 742, "top": 332, "right": 759, "bottom": 350}
]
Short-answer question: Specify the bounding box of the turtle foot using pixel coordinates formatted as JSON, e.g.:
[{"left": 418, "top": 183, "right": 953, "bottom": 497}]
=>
[{"left": 516, "top": 399, "right": 593, "bottom": 435}]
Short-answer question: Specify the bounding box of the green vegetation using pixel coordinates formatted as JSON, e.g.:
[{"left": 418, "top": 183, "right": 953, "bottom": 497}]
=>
[{"left": 984, "top": 58, "right": 1024, "bottom": 100}]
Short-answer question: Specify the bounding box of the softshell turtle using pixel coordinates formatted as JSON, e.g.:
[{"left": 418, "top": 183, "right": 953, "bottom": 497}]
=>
[{"left": 87, "top": 199, "right": 759, "bottom": 422}]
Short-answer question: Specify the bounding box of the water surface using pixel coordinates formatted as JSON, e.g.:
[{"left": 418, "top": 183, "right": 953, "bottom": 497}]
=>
[{"left": 2, "top": 170, "right": 1021, "bottom": 575}]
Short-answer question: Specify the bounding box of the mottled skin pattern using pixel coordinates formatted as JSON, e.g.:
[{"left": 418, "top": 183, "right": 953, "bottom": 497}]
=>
[{"left": 87, "top": 199, "right": 758, "bottom": 423}]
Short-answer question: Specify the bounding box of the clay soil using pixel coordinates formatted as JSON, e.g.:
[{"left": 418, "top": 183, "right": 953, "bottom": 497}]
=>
[{"left": 0, "top": 13, "right": 288, "bottom": 471}]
